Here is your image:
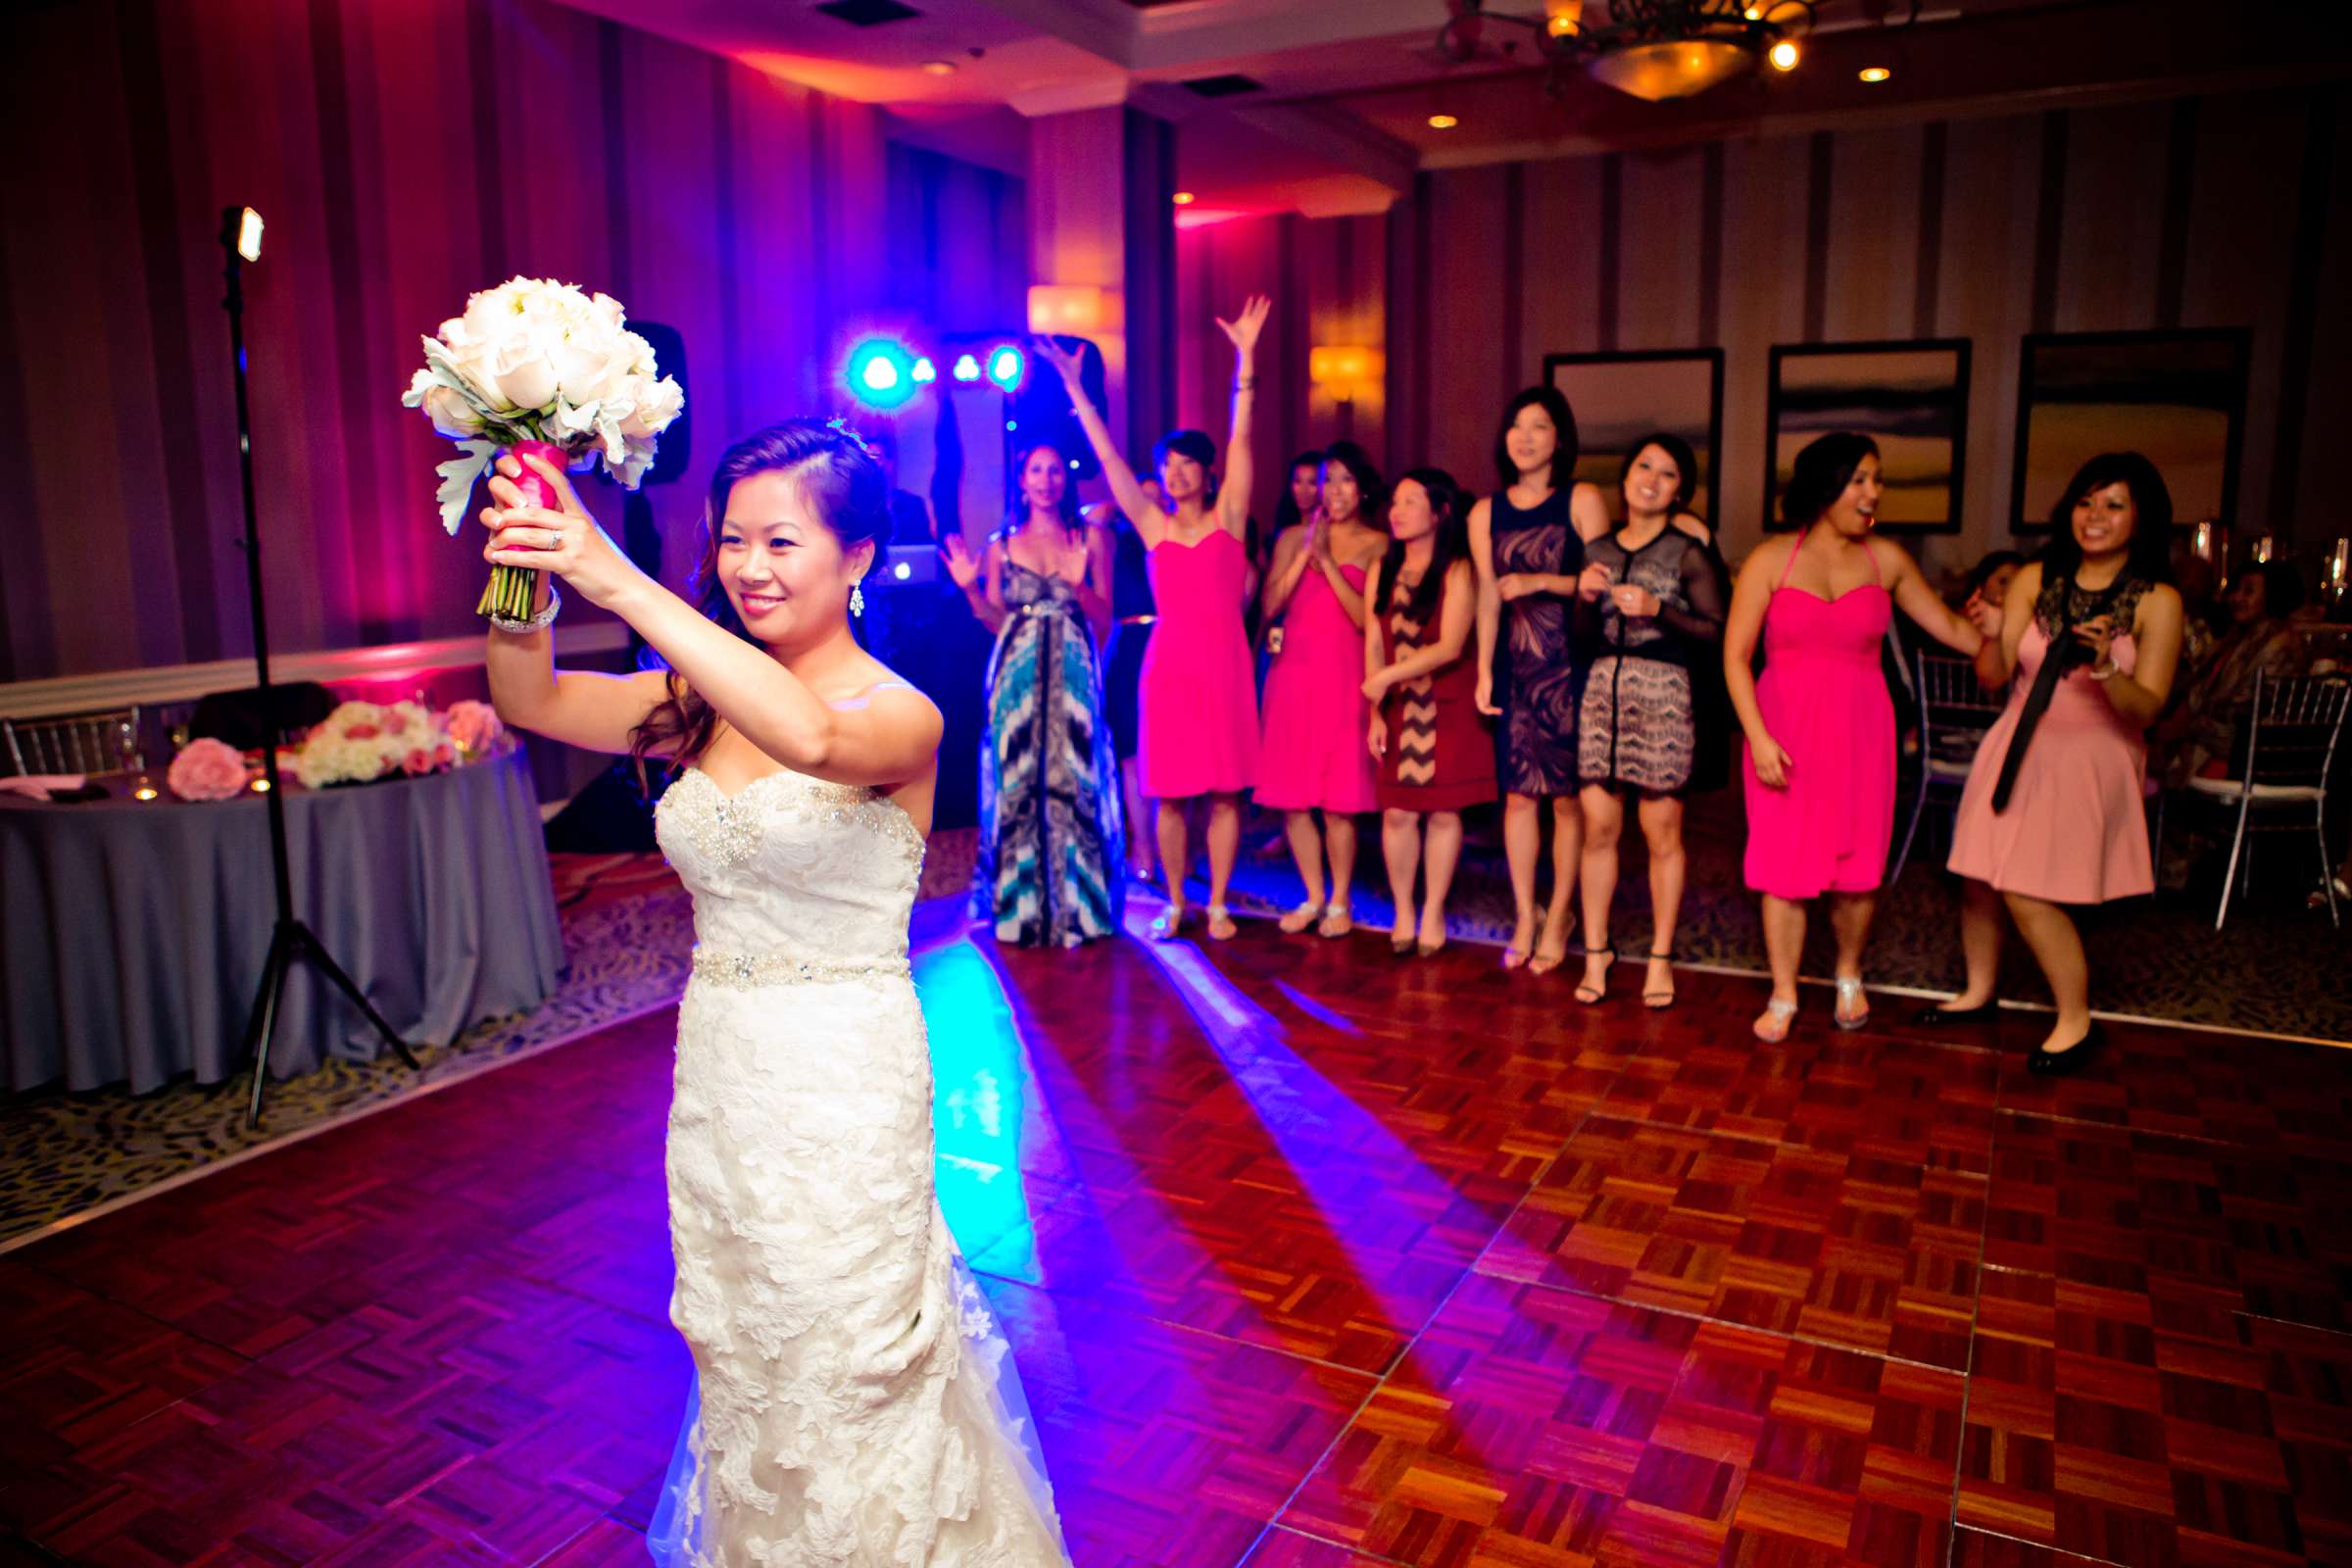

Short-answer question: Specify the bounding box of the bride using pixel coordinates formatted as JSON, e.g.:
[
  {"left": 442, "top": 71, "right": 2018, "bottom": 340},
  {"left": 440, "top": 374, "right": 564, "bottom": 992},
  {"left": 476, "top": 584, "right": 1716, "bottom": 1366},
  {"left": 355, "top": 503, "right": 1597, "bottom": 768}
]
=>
[{"left": 480, "top": 420, "right": 1069, "bottom": 1566}]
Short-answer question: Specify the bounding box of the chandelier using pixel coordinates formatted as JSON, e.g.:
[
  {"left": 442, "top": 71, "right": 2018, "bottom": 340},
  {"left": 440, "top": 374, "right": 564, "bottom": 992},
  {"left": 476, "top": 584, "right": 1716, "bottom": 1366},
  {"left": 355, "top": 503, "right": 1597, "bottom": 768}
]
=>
[{"left": 1437, "top": 0, "right": 1823, "bottom": 103}]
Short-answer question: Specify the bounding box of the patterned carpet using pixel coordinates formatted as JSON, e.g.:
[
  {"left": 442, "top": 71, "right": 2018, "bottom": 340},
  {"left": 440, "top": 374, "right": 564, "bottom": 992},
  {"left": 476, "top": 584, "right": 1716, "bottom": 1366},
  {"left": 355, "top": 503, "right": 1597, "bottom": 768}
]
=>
[
  {"left": 3, "top": 801, "right": 2341, "bottom": 1250},
  {"left": 1208, "top": 788, "right": 2352, "bottom": 1043},
  {"left": 0, "top": 843, "right": 979, "bottom": 1250}
]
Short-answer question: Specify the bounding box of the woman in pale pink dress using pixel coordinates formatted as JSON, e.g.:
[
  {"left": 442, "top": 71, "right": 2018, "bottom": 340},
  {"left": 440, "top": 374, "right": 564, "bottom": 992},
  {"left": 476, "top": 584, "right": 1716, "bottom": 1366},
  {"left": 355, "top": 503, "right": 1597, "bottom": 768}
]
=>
[
  {"left": 1930, "top": 453, "right": 2185, "bottom": 1072},
  {"left": 1038, "top": 297, "right": 1270, "bottom": 942},
  {"left": 1723, "top": 433, "right": 1997, "bottom": 1043},
  {"left": 1258, "top": 441, "right": 1387, "bottom": 937}
]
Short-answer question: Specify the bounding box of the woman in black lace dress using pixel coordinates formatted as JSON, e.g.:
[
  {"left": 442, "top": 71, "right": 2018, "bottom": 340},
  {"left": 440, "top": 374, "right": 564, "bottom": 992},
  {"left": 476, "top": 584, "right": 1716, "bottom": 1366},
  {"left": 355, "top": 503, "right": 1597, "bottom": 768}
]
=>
[
  {"left": 1570, "top": 434, "right": 1727, "bottom": 1010},
  {"left": 1469, "top": 386, "right": 1613, "bottom": 974}
]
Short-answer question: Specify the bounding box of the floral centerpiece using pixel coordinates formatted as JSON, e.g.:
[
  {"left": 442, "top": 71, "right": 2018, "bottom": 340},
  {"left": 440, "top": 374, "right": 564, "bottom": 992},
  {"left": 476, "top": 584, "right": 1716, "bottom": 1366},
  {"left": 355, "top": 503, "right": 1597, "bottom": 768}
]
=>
[
  {"left": 403, "top": 277, "right": 683, "bottom": 622},
  {"left": 166, "top": 738, "right": 251, "bottom": 802},
  {"left": 289, "top": 701, "right": 455, "bottom": 791}
]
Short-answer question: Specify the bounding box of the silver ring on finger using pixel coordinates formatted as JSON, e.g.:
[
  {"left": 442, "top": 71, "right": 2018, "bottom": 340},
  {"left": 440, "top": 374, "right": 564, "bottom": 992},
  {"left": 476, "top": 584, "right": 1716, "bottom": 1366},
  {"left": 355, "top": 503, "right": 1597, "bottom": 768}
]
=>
[{"left": 540, "top": 527, "right": 562, "bottom": 551}]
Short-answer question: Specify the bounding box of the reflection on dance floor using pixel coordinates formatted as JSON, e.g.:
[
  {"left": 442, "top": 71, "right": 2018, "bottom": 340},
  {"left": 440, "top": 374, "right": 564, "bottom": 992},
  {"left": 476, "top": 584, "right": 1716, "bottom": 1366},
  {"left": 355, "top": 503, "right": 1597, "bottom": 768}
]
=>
[{"left": 4, "top": 902, "right": 2350, "bottom": 1566}]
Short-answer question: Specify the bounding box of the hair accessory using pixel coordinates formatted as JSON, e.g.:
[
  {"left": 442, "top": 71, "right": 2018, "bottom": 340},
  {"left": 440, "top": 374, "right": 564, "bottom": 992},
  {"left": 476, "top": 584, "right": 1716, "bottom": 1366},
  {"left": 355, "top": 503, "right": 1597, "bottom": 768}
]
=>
[{"left": 826, "top": 416, "right": 877, "bottom": 462}]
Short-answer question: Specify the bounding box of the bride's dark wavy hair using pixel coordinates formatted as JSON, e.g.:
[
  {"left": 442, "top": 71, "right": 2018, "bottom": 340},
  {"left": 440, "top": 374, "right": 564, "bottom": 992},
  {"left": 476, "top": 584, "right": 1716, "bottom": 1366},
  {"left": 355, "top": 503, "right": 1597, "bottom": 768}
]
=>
[{"left": 628, "top": 419, "right": 893, "bottom": 785}]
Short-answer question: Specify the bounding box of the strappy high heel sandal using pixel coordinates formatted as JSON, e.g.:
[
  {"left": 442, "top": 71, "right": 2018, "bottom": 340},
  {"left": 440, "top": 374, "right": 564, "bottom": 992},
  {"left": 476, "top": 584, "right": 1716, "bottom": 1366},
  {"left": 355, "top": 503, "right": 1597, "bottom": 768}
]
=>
[
  {"left": 1204, "top": 905, "right": 1239, "bottom": 942},
  {"left": 1642, "top": 951, "right": 1677, "bottom": 1010},
  {"left": 1573, "top": 948, "right": 1614, "bottom": 1005},
  {"left": 1318, "top": 905, "right": 1353, "bottom": 939},
  {"left": 1149, "top": 905, "right": 1188, "bottom": 943},
  {"left": 1834, "top": 975, "right": 1870, "bottom": 1031},
  {"left": 1753, "top": 997, "right": 1797, "bottom": 1043},
  {"left": 1277, "top": 901, "right": 1325, "bottom": 935}
]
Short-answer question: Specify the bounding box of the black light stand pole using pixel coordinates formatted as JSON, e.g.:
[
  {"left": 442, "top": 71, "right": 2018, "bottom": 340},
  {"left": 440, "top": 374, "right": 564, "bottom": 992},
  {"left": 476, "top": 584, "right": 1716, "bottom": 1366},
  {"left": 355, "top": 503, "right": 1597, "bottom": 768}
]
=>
[{"left": 220, "top": 206, "right": 418, "bottom": 1129}]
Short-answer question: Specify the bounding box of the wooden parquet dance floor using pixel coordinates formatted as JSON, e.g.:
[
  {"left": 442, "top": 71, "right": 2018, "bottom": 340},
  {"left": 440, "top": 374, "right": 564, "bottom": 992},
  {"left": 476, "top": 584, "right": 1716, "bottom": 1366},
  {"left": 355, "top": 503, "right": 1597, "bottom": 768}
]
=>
[{"left": 5, "top": 916, "right": 2350, "bottom": 1567}]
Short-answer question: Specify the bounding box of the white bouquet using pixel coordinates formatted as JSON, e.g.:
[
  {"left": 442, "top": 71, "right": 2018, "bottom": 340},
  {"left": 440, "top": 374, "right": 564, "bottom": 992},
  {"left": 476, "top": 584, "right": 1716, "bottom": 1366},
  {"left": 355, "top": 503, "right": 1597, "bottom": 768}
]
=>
[{"left": 404, "top": 277, "right": 683, "bottom": 621}]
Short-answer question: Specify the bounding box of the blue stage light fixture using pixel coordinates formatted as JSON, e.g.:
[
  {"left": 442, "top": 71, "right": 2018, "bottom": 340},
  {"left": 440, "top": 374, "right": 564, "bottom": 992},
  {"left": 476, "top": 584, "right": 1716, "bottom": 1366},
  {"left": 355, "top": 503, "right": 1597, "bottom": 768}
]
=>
[
  {"left": 952, "top": 353, "right": 982, "bottom": 383},
  {"left": 987, "top": 345, "right": 1025, "bottom": 391},
  {"left": 910, "top": 356, "right": 937, "bottom": 384},
  {"left": 847, "top": 338, "right": 916, "bottom": 409}
]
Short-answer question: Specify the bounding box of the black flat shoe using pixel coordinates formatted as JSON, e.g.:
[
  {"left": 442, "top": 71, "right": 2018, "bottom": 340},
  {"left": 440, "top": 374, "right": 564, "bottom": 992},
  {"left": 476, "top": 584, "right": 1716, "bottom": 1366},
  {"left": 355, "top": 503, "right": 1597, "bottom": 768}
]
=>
[
  {"left": 1912, "top": 1000, "right": 1998, "bottom": 1026},
  {"left": 2028, "top": 1022, "right": 2106, "bottom": 1076}
]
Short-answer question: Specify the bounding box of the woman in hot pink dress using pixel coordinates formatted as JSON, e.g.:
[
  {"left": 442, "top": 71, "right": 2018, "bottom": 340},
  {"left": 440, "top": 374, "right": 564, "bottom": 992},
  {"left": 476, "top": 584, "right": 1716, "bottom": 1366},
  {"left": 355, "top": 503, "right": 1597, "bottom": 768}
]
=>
[
  {"left": 1257, "top": 441, "right": 1387, "bottom": 937},
  {"left": 1931, "top": 454, "right": 2184, "bottom": 1072},
  {"left": 1038, "top": 297, "right": 1269, "bottom": 942},
  {"left": 1723, "top": 434, "right": 1996, "bottom": 1043}
]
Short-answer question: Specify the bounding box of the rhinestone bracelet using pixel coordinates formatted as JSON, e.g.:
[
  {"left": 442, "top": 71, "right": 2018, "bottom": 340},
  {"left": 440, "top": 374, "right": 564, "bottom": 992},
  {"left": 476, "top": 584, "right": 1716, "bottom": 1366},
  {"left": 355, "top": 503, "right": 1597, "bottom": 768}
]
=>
[{"left": 489, "top": 583, "right": 562, "bottom": 633}]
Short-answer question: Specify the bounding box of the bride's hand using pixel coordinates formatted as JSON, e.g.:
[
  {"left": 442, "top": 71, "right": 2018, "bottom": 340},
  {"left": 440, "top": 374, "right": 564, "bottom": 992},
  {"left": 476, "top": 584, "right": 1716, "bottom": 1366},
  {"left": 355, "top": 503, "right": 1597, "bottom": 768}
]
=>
[{"left": 482, "top": 452, "right": 644, "bottom": 611}]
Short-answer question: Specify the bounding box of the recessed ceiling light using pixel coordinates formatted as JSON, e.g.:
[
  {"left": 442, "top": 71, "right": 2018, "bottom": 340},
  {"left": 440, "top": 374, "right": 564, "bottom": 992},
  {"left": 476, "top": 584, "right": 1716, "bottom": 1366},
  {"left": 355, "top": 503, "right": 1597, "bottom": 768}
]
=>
[
  {"left": 1428, "top": 113, "right": 1459, "bottom": 129},
  {"left": 1768, "top": 40, "right": 1799, "bottom": 71},
  {"left": 1172, "top": 191, "right": 1196, "bottom": 206},
  {"left": 1858, "top": 66, "right": 1891, "bottom": 83},
  {"left": 920, "top": 59, "right": 956, "bottom": 75}
]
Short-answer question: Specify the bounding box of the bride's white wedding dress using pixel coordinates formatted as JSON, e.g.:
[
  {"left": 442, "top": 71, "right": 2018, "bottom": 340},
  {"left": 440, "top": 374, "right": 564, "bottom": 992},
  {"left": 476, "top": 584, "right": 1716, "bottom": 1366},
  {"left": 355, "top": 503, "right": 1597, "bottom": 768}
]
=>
[{"left": 646, "top": 763, "right": 1070, "bottom": 1567}]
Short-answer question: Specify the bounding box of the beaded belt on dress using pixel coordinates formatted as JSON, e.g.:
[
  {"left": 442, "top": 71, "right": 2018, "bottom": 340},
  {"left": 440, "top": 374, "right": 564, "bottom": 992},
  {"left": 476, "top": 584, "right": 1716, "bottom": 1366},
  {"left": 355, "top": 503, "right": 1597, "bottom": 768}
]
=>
[{"left": 690, "top": 946, "right": 911, "bottom": 989}]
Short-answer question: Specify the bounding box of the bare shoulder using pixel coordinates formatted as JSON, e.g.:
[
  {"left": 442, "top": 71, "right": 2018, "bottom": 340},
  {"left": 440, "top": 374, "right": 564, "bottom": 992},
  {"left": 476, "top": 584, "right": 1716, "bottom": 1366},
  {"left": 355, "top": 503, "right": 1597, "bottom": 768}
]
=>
[
  {"left": 1739, "top": 531, "right": 1797, "bottom": 582},
  {"left": 1569, "top": 481, "right": 1611, "bottom": 538},
  {"left": 2135, "top": 581, "right": 2184, "bottom": 622},
  {"left": 843, "top": 666, "right": 944, "bottom": 742},
  {"left": 1669, "top": 513, "right": 1712, "bottom": 547},
  {"left": 1867, "top": 535, "right": 1918, "bottom": 583},
  {"left": 1467, "top": 495, "right": 1493, "bottom": 530}
]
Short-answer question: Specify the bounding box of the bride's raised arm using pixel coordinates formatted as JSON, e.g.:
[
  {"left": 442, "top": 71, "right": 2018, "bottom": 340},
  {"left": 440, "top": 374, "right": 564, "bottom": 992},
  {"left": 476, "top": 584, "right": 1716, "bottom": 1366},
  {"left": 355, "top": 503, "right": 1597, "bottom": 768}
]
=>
[{"left": 483, "top": 452, "right": 942, "bottom": 788}]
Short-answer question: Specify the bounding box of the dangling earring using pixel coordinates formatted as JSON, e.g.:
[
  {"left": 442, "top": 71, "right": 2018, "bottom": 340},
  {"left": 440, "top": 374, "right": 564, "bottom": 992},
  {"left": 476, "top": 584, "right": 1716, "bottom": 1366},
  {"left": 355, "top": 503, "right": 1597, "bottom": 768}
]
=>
[{"left": 851, "top": 581, "right": 866, "bottom": 617}]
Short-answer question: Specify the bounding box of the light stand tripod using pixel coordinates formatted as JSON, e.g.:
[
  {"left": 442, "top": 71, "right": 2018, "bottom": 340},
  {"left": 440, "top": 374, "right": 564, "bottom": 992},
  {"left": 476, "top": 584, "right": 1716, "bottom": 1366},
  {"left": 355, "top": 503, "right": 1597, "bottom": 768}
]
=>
[{"left": 219, "top": 206, "right": 417, "bottom": 1128}]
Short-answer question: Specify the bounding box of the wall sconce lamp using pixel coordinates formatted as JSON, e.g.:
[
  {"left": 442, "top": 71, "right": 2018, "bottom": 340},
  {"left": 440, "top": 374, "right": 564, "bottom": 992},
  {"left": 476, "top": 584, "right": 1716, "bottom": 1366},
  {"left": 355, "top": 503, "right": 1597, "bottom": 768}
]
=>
[
  {"left": 1026, "top": 284, "right": 1111, "bottom": 336},
  {"left": 1309, "top": 345, "right": 1385, "bottom": 436}
]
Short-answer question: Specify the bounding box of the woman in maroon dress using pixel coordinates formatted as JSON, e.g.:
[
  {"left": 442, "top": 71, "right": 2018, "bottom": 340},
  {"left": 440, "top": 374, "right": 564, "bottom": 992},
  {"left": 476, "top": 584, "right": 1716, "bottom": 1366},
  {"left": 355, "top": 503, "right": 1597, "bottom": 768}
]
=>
[{"left": 1365, "top": 468, "right": 1494, "bottom": 957}]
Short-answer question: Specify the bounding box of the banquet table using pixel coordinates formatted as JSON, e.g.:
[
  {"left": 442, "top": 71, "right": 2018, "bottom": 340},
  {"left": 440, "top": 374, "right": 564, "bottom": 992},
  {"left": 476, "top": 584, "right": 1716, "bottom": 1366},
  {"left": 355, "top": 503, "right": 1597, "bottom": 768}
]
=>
[{"left": 1, "top": 744, "right": 564, "bottom": 1094}]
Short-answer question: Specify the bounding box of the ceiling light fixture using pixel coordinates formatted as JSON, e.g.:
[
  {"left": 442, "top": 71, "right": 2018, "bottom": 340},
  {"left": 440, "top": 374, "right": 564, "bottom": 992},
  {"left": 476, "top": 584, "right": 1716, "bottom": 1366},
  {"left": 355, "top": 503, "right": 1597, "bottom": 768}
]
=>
[
  {"left": 1439, "top": 0, "right": 1829, "bottom": 103},
  {"left": 919, "top": 59, "right": 956, "bottom": 75},
  {"left": 1172, "top": 191, "right": 1196, "bottom": 205},
  {"left": 1428, "top": 113, "right": 1459, "bottom": 129},
  {"left": 1858, "top": 65, "right": 1890, "bottom": 82}
]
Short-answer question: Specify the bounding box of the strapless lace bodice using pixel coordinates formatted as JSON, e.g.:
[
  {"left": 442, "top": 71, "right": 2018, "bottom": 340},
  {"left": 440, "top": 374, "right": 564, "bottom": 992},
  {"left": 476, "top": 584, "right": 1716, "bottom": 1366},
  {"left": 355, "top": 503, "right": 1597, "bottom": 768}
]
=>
[{"left": 655, "top": 766, "right": 924, "bottom": 975}]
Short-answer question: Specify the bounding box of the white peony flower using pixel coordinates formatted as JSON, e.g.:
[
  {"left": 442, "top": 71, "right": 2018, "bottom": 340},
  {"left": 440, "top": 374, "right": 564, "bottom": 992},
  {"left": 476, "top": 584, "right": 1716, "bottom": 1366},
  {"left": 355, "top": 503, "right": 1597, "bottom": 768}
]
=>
[{"left": 620, "top": 374, "right": 685, "bottom": 439}]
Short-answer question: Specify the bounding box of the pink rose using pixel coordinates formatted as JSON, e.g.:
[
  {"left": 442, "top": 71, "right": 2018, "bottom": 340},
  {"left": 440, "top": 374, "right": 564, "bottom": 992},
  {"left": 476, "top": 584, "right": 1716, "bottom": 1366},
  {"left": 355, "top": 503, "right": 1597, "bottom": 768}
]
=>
[
  {"left": 402, "top": 747, "right": 436, "bottom": 776},
  {"left": 445, "top": 700, "right": 504, "bottom": 758},
  {"left": 382, "top": 710, "right": 411, "bottom": 737},
  {"left": 168, "top": 738, "right": 250, "bottom": 803},
  {"left": 346, "top": 723, "right": 380, "bottom": 741},
  {"left": 434, "top": 742, "right": 455, "bottom": 768}
]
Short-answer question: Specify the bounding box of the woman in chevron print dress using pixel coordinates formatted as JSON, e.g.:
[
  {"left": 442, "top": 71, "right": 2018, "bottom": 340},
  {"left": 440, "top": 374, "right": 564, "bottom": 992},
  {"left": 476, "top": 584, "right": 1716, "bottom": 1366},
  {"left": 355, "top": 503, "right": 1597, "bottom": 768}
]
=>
[
  {"left": 1365, "top": 468, "right": 1493, "bottom": 957},
  {"left": 971, "top": 442, "right": 1125, "bottom": 947}
]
